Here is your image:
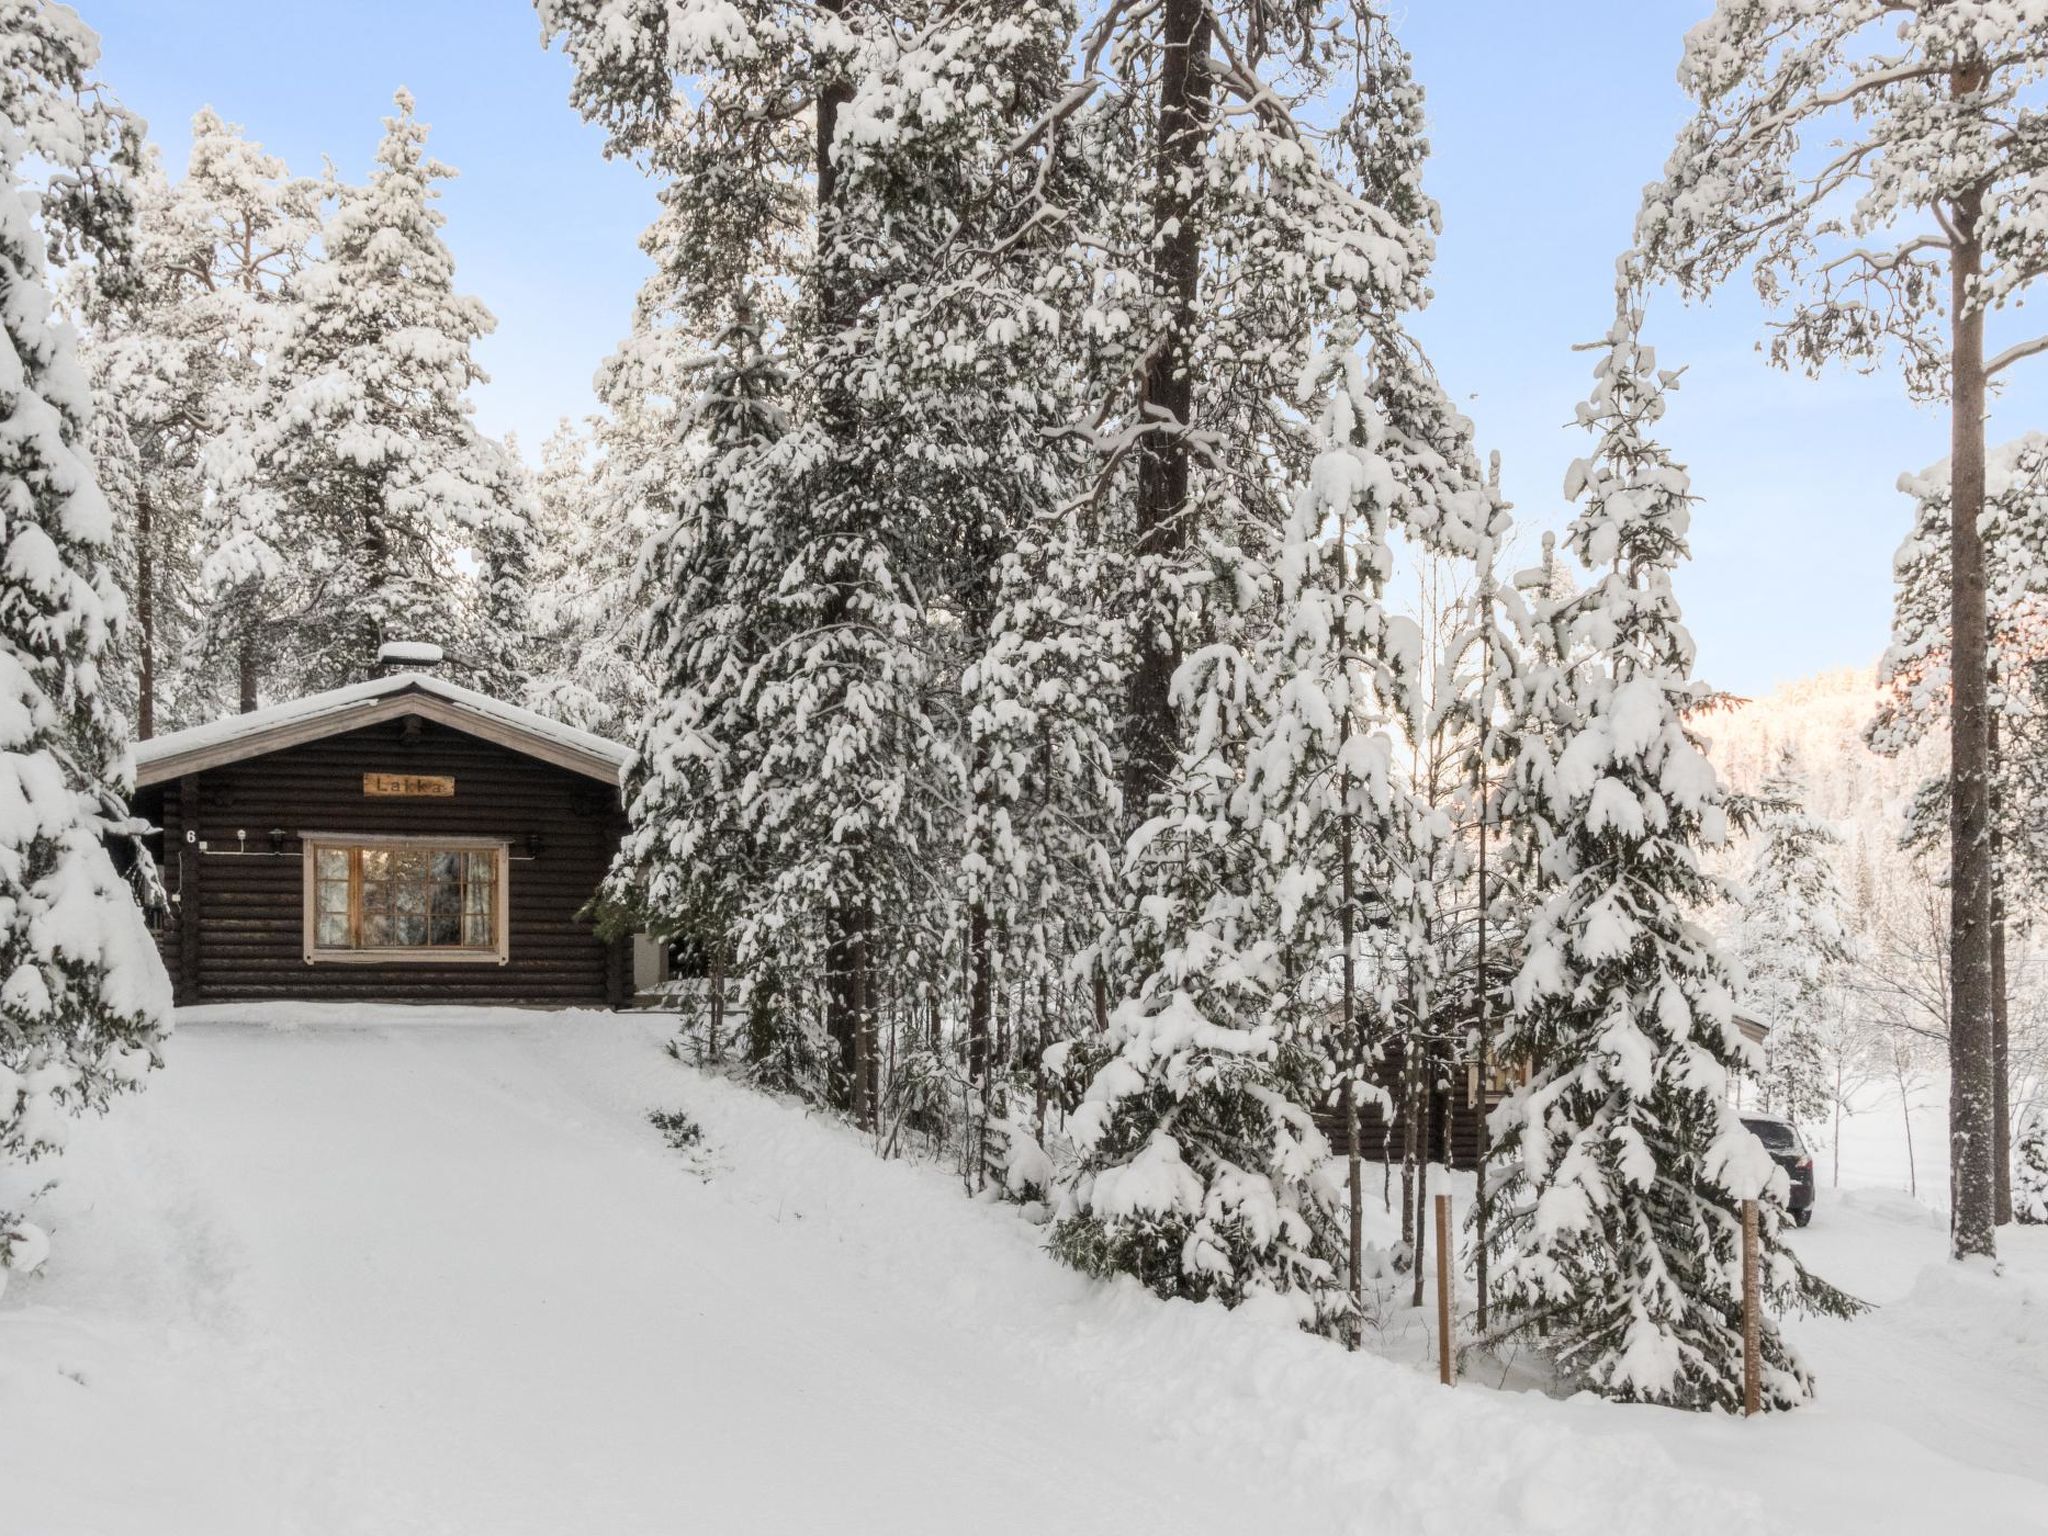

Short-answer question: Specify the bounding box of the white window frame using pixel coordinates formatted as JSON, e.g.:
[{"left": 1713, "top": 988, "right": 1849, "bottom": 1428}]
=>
[{"left": 301, "top": 833, "right": 511, "bottom": 965}]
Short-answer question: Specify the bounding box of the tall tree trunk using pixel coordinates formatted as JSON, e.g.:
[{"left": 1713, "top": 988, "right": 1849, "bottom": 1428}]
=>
[
  {"left": 1473, "top": 773, "right": 1491, "bottom": 1334},
  {"left": 1992, "top": 890, "right": 2011, "bottom": 1225},
  {"left": 1989, "top": 706, "right": 2012, "bottom": 1225},
  {"left": 1341, "top": 742, "right": 1363, "bottom": 1337},
  {"left": 237, "top": 617, "right": 259, "bottom": 714},
  {"left": 1121, "top": 0, "right": 1212, "bottom": 817},
  {"left": 1946, "top": 152, "right": 1999, "bottom": 1260},
  {"left": 708, "top": 947, "right": 726, "bottom": 1066},
  {"left": 135, "top": 482, "right": 155, "bottom": 739},
  {"left": 967, "top": 898, "right": 992, "bottom": 1085},
  {"left": 813, "top": 1, "right": 868, "bottom": 1109}
]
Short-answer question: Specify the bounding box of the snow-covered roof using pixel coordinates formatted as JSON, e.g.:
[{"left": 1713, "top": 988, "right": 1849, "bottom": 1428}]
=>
[{"left": 133, "top": 674, "right": 630, "bottom": 789}]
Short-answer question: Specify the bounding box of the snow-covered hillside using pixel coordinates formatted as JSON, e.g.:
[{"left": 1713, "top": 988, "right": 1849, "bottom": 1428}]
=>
[{"left": 2, "top": 1008, "right": 2042, "bottom": 1535}]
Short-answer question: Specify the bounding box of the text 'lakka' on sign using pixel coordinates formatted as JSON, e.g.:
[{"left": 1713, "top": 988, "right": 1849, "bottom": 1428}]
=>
[{"left": 363, "top": 772, "right": 455, "bottom": 798}]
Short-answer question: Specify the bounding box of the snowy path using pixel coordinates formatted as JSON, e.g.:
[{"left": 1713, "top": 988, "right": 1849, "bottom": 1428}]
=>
[{"left": 3, "top": 1009, "right": 2043, "bottom": 1535}]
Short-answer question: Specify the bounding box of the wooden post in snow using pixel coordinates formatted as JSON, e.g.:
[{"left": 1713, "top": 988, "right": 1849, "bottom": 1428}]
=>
[
  {"left": 1742, "top": 1197, "right": 1761, "bottom": 1417},
  {"left": 1434, "top": 1192, "right": 1453, "bottom": 1387}
]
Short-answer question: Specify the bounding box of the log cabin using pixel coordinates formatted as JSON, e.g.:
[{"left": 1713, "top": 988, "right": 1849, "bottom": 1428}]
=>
[{"left": 131, "top": 659, "right": 636, "bottom": 1008}]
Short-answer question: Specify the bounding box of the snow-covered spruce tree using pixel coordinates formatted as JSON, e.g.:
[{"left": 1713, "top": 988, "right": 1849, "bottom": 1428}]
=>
[
  {"left": 1488, "top": 296, "right": 1849, "bottom": 1411},
  {"left": 1054, "top": 12, "right": 1489, "bottom": 1318},
  {"left": 465, "top": 431, "right": 537, "bottom": 699},
  {"left": 524, "top": 416, "right": 649, "bottom": 736},
  {"left": 549, "top": 0, "right": 1103, "bottom": 1122},
  {"left": 961, "top": 497, "right": 1127, "bottom": 1192},
  {"left": 544, "top": 0, "right": 922, "bottom": 1118},
  {"left": 1733, "top": 750, "right": 1857, "bottom": 1128},
  {"left": 1053, "top": 334, "right": 1477, "bottom": 1319},
  {"left": 602, "top": 310, "right": 800, "bottom": 1085},
  {"left": 1870, "top": 434, "right": 2048, "bottom": 1221},
  {"left": 1636, "top": 0, "right": 2048, "bottom": 1262},
  {"left": 215, "top": 90, "right": 524, "bottom": 697},
  {"left": 1067, "top": 0, "right": 1475, "bottom": 823},
  {"left": 830, "top": 0, "right": 1095, "bottom": 1120},
  {"left": 0, "top": 0, "right": 170, "bottom": 1292},
  {"left": 67, "top": 151, "right": 196, "bottom": 741},
  {"left": 2018, "top": 1106, "right": 2048, "bottom": 1224},
  {"left": 77, "top": 110, "right": 315, "bottom": 728}
]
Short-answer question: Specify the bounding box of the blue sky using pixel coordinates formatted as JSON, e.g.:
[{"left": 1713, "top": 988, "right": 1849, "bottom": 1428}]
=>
[{"left": 84, "top": 0, "right": 2047, "bottom": 699}]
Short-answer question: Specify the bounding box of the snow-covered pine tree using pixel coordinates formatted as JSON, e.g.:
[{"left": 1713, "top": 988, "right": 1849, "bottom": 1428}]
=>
[
  {"left": 546, "top": 0, "right": 942, "bottom": 1119},
  {"left": 2017, "top": 1106, "right": 2048, "bottom": 1225},
  {"left": 0, "top": 0, "right": 170, "bottom": 1292},
  {"left": 79, "top": 110, "right": 316, "bottom": 727},
  {"left": 68, "top": 152, "right": 193, "bottom": 741},
  {"left": 1870, "top": 433, "right": 2048, "bottom": 1222},
  {"left": 1733, "top": 750, "right": 1856, "bottom": 1129},
  {"left": 825, "top": 0, "right": 1096, "bottom": 1121},
  {"left": 603, "top": 308, "right": 794, "bottom": 1084},
  {"left": 1054, "top": 330, "right": 1472, "bottom": 1321},
  {"left": 524, "top": 416, "right": 648, "bottom": 736},
  {"left": 1068, "top": 0, "right": 1477, "bottom": 821},
  {"left": 1054, "top": 10, "right": 1489, "bottom": 1320},
  {"left": 215, "top": 90, "right": 523, "bottom": 697},
  {"left": 962, "top": 495, "right": 1126, "bottom": 1183},
  {"left": 1488, "top": 293, "right": 1848, "bottom": 1411},
  {"left": 550, "top": 0, "right": 1107, "bottom": 1124},
  {"left": 465, "top": 431, "right": 537, "bottom": 699},
  {"left": 1636, "top": 0, "right": 2048, "bottom": 1262}
]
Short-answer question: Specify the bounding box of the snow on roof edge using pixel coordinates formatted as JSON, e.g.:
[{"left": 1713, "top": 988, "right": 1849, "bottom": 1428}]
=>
[{"left": 133, "top": 674, "right": 630, "bottom": 784}]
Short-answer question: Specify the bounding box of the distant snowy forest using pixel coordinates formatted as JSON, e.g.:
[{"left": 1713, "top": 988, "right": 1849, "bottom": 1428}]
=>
[{"left": 6, "top": 0, "right": 2048, "bottom": 1423}]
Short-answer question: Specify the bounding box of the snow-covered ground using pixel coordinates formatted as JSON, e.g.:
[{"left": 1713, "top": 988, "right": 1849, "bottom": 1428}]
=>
[{"left": 3, "top": 1007, "right": 2042, "bottom": 1535}]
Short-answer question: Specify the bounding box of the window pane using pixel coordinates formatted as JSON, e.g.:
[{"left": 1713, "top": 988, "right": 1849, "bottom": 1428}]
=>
[
  {"left": 462, "top": 910, "right": 491, "bottom": 947},
  {"left": 316, "top": 847, "right": 349, "bottom": 880},
  {"left": 316, "top": 911, "right": 349, "bottom": 948},
  {"left": 395, "top": 880, "right": 426, "bottom": 916},
  {"left": 429, "top": 912, "right": 461, "bottom": 946},
  {"left": 430, "top": 850, "right": 460, "bottom": 882},
  {"left": 317, "top": 879, "right": 350, "bottom": 917},
  {"left": 463, "top": 881, "right": 489, "bottom": 916},
  {"left": 362, "top": 848, "right": 391, "bottom": 881},
  {"left": 393, "top": 850, "right": 427, "bottom": 883},
  {"left": 361, "top": 911, "right": 392, "bottom": 947},
  {"left": 467, "top": 850, "right": 495, "bottom": 884},
  {"left": 394, "top": 912, "right": 427, "bottom": 946}
]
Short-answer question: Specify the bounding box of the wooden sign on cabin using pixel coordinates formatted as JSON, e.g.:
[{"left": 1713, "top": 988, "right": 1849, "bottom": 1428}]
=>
[{"left": 364, "top": 772, "right": 456, "bottom": 798}]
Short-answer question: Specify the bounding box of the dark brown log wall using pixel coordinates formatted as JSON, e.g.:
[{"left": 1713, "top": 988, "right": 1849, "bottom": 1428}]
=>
[
  {"left": 1313, "top": 1044, "right": 1507, "bottom": 1174},
  {"left": 137, "top": 716, "right": 624, "bottom": 1006}
]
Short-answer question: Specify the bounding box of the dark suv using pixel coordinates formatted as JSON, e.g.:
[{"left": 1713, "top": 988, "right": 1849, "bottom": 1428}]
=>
[{"left": 1742, "top": 1114, "right": 1815, "bottom": 1227}]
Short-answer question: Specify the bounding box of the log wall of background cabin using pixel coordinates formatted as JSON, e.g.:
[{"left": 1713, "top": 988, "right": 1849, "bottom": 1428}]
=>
[
  {"left": 1312, "top": 1039, "right": 1508, "bottom": 1174},
  {"left": 142, "top": 716, "right": 625, "bottom": 1006}
]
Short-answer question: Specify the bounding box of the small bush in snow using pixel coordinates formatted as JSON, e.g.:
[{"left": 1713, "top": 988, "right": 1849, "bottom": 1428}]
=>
[
  {"left": 1050, "top": 1007, "right": 1345, "bottom": 1329},
  {"left": 2018, "top": 1109, "right": 2048, "bottom": 1226},
  {"left": 648, "top": 1110, "right": 705, "bottom": 1151}
]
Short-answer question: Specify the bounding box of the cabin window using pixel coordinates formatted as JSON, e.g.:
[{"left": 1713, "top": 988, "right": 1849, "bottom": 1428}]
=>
[{"left": 302, "top": 839, "right": 509, "bottom": 964}]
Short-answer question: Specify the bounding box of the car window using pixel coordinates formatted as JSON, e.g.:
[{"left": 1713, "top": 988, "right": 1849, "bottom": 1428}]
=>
[{"left": 1743, "top": 1118, "right": 1798, "bottom": 1152}]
